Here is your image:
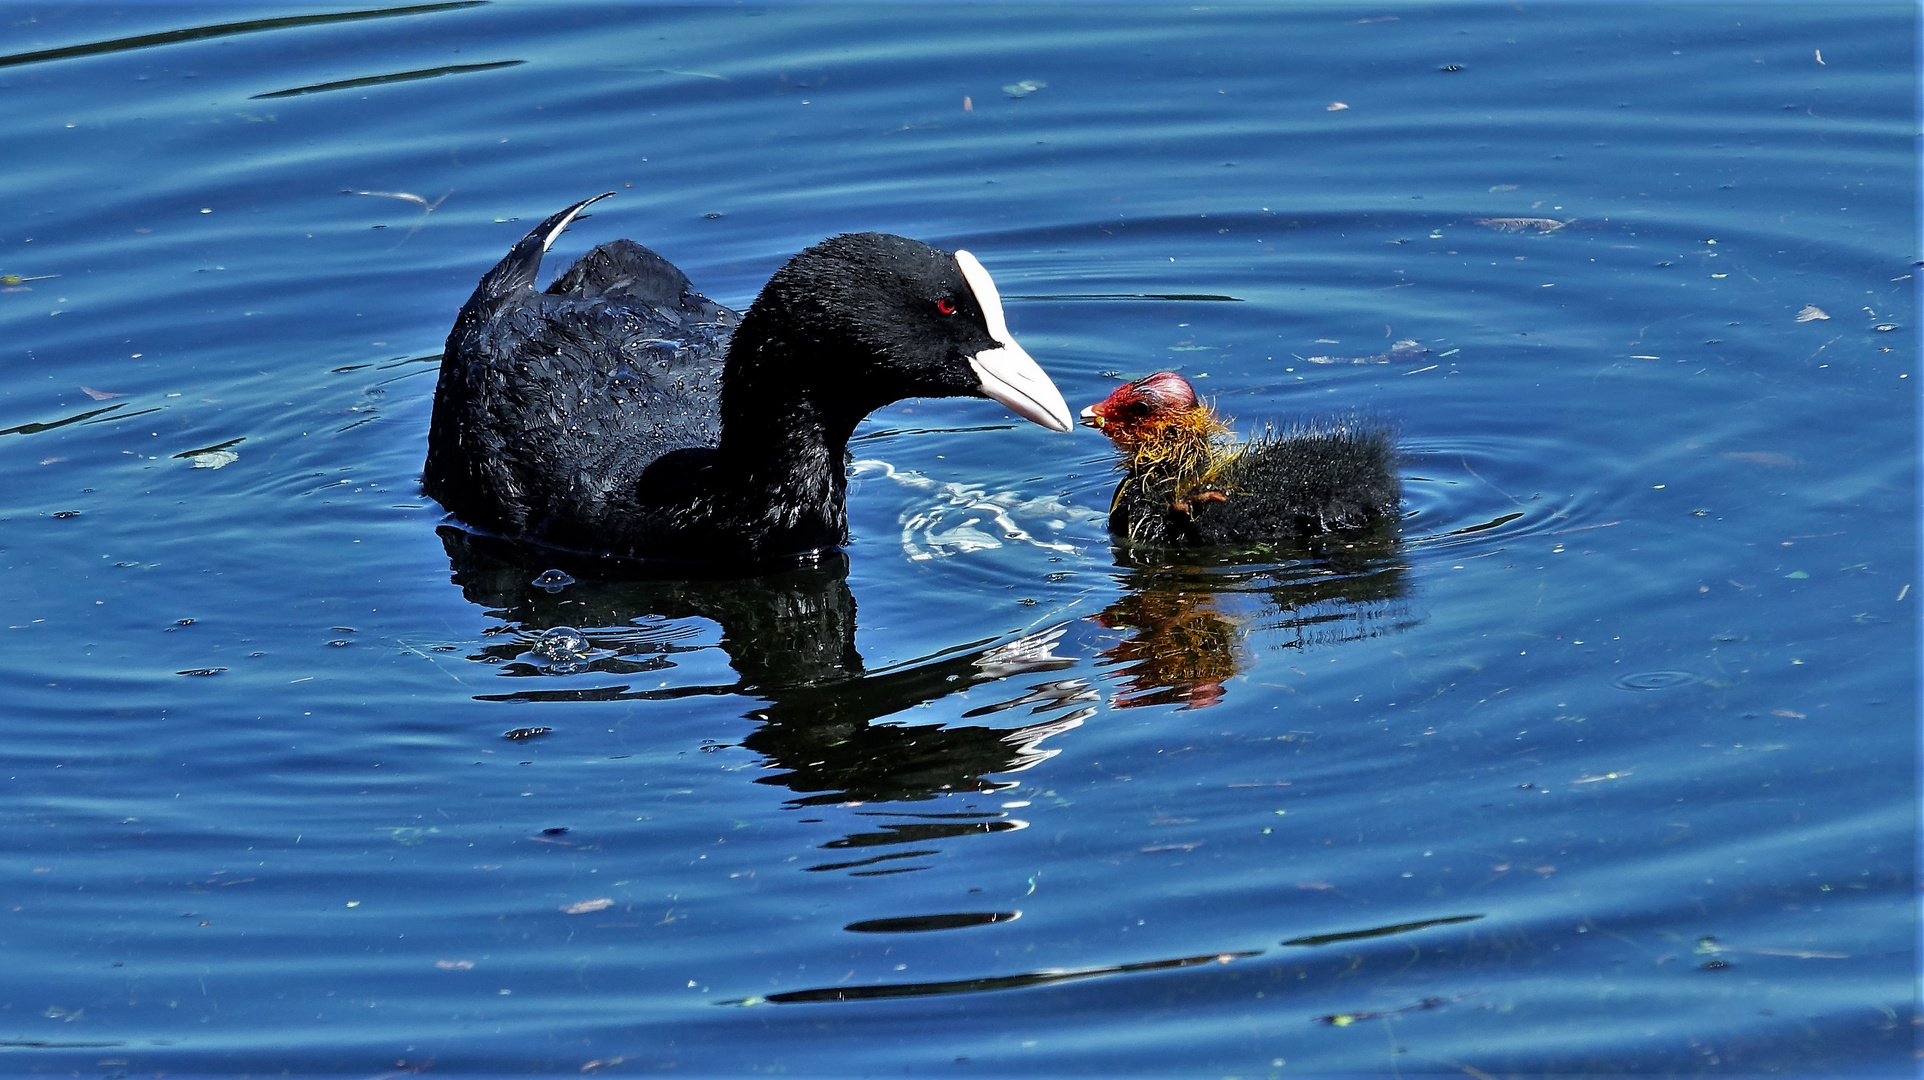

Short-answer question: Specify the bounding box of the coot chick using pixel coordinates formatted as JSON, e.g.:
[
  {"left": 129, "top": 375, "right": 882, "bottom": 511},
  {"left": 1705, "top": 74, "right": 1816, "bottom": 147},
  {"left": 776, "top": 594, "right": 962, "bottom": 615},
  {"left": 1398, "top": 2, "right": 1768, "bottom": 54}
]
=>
[
  {"left": 424, "top": 193, "right": 1072, "bottom": 566},
  {"left": 1080, "top": 371, "right": 1399, "bottom": 547}
]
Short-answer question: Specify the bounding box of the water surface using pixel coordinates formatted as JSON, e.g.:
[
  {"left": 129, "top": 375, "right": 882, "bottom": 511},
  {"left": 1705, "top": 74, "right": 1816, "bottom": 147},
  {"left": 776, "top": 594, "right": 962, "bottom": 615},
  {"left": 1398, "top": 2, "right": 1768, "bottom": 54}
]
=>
[{"left": 0, "top": 3, "right": 1915, "bottom": 1074}]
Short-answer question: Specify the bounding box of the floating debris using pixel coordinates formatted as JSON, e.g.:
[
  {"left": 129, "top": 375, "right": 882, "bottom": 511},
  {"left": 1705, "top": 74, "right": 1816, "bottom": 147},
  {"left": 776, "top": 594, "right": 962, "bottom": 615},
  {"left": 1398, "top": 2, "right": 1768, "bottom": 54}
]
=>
[
  {"left": 176, "top": 667, "right": 226, "bottom": 677},
  {"left": 1795, "top": 304, "right": 1829, "bottom": 322},
  {"left": 79, "top": 386, "right": 124, "bottom": 401},
  {"left": 1001, "top": 79, "right": 1046, "bottom": 98},
  {"left": 1475, "top": 217, "right": 1569, "bottom": 233},
  {"left": 561, "top": 897, "right": 614, "bottom": 915},
  {"left": 191, "top": 450, "right": 238, "bottom": 469},
  {"left": 502, "top": 726, "right": 551, "bottom": 741},
  {"left": 1303, "top": 339, "right": 1429, "bottom": 365}
]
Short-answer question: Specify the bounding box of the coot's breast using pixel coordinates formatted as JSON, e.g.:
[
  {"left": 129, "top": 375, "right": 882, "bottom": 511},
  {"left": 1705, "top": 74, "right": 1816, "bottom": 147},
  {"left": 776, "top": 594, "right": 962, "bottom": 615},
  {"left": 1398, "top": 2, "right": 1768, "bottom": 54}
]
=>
[{"left": 425, "top": 239, "right": 738, "bottom": 553}]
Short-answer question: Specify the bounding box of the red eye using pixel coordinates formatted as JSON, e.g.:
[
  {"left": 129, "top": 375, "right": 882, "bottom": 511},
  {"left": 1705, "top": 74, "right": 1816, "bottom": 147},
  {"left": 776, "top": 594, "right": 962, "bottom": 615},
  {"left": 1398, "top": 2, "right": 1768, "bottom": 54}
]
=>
[{"left": 934, "top": 297, "right": 956, "bottom": 315}]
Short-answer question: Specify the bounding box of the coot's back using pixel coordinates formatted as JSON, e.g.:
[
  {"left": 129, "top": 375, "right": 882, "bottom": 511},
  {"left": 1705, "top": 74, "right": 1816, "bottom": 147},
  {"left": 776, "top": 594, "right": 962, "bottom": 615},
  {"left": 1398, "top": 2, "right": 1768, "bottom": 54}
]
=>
[{"left": 424, "top": 236, "right": 737, "bottom": 552}]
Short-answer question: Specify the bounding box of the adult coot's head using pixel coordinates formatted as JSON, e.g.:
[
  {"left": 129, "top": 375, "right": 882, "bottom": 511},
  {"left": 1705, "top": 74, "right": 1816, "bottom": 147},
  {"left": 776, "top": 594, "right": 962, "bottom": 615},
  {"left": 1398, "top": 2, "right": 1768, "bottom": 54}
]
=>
[{"left": 724, "top": 232, "right": 1071, "bottom": 436}]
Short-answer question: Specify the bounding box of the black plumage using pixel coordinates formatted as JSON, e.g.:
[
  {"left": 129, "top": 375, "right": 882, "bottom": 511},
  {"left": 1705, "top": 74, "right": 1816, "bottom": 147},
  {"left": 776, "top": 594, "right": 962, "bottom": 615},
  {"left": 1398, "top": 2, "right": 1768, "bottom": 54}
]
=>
[
  {"left": 423, "top": 194, "right": 1071, "bottom": 566},
  {"left": 1081, "top": 371, "right": 1401, "bottom": 548}
]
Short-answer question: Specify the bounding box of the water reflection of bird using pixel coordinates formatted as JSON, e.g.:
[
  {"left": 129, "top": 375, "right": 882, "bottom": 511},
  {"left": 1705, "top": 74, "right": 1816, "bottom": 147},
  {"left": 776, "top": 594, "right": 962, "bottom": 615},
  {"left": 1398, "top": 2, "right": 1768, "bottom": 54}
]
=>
[
  {"left": 424, "top": 193, "right": 1072, "bottom": 567},
  {"left": 1095, "top": 587, "right": 1241, "bottom": 709},
  {"left": 437, "top": 531, "right": 1088, "bottom": 869},
  {"left": 1093, "top": 538, "right": 1413, "bottom": 710},
  {"left": 1080, "top": 371, "right": 1400, "bottom": 547}
]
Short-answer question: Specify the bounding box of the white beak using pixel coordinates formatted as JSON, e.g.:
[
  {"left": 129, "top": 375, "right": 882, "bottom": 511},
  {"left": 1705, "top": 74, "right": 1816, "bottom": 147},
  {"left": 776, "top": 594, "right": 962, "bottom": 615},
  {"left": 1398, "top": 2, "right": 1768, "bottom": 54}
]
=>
[
  {"left": 955, "top": 249, "right": 1072, "bottom": 433},
  {"left": 970, "top": 342, "right": 1074, "bottom": 433}
]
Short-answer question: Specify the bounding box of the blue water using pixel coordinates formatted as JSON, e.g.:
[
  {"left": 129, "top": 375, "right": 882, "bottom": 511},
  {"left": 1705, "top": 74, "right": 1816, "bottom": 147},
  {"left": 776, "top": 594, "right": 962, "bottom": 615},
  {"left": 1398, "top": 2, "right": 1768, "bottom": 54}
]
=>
[{"left": 1, "top": 3, "right": 1916, "bottom": 1075}]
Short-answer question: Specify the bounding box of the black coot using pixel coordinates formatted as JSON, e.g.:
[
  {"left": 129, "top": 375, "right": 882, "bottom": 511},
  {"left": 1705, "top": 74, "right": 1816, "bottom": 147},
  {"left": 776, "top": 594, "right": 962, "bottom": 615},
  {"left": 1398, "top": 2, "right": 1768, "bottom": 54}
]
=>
[
  {"left": 1080, "top": 371, "right": 1400, "bottom": 547},
  {"left": 425, "top": 193, "right": 1069, "bottom": 565},
  {"left": 424, "top": 193, "right": 1072, "bottom": 566}
]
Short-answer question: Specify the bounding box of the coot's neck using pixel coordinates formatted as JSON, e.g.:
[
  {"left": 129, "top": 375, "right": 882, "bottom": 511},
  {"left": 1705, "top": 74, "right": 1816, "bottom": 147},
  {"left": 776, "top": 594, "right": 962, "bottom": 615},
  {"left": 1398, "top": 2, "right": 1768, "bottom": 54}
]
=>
[{"left": 708, "top": 317, "right": 867, "bottom": 553}]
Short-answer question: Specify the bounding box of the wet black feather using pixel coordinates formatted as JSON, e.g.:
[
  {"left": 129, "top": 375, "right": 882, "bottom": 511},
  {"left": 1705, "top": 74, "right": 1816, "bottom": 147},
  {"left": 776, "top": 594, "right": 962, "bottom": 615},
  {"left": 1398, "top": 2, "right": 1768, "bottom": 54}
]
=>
[{"left": 1110, "top": 416, "right": 1401, "bottom": 547}]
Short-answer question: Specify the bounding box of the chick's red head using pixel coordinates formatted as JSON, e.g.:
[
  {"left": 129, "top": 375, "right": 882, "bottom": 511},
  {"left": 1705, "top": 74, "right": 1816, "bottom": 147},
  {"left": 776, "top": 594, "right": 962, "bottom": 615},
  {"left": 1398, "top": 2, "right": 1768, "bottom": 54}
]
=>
[{"left": 1079, "top": 371, "right": 1198, "bottom": 432}]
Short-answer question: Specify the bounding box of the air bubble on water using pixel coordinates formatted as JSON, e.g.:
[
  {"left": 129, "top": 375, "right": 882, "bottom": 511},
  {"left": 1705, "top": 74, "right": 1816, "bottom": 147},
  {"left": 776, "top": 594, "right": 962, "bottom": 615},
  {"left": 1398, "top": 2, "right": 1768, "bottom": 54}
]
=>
[
  {"left": 532, "top": 569, "right": 575, "bottom": 592},
  {"left": 531, "top": 626, "right": 595, "bottom": 673}
]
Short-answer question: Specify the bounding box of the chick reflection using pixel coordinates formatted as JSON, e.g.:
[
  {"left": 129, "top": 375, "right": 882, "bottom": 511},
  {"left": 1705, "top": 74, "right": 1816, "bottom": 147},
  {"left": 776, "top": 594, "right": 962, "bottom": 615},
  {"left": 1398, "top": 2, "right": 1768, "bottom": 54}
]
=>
[
  {"left": 438, "top": 528, "right": 1088, "bottom": 868},
  {"left": 1094, "top": 527, "right": 1412, "bottom": 710}
]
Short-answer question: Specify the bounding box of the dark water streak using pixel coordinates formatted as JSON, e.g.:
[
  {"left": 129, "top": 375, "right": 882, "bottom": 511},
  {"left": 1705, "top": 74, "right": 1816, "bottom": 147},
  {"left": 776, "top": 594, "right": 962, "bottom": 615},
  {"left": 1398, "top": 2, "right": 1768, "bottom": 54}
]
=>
[{"left": 0, "top": 1, "right": 486, "bottom": 70}]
